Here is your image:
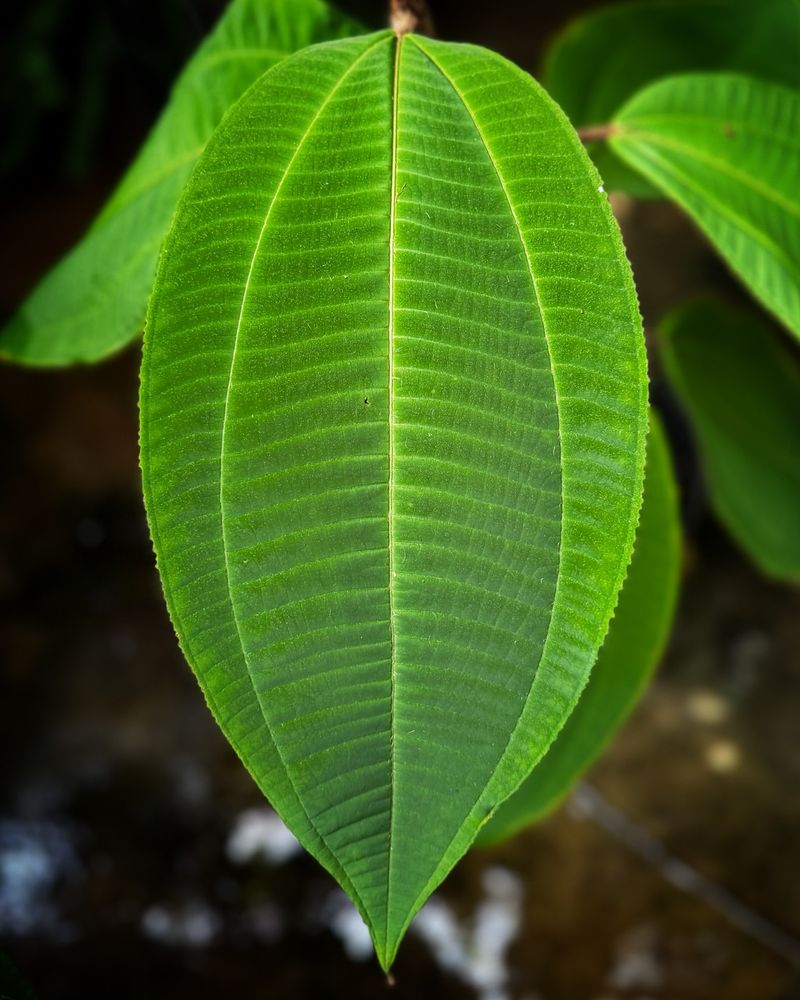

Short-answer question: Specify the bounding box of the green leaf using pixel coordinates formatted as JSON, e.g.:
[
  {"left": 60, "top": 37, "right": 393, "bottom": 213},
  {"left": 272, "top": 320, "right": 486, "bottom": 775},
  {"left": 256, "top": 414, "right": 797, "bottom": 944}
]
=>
[
  {"left": 0, "top": 0, "right": 362, "bottom": 367},
  {"left": 661, "top": 300, "right": 800, "bottom": 581},
  {"left": 544, "top": 0, "right": 800, "bottom": 196},
  {"left": 477, "top": 412, "right": 681, "bottom": 845},
  {"left": 611, "top": 74, "right": 800, "bottom": 338},
  {"left": 140, "top": 32, "right": 647, "bottom": 967}
]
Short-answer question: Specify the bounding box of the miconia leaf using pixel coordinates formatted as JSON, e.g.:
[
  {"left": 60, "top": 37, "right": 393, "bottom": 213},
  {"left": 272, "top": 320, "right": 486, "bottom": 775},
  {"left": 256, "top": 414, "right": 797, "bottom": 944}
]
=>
[
  {"left": 544, "top": 0, "right": 800, "bottom": 196},
  {"left": 478, "top": 412, "right": 681, "bottom": 845},
  {"left": 611, "top": 74, "right": 800, "bottom": 338},
  {"left": 661, "top": 300, "right": 800, "bottom": 581},
  {"left": 0, "top": 0, "right": 362, "bottom": 367},
  {"left": 140, "top": 31, "right": 647, "bottom": 967}
]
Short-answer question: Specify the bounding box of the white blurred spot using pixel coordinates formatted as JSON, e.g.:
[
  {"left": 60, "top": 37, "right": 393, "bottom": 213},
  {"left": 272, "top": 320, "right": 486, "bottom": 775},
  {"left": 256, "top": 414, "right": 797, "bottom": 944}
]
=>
[
  {"left": 327, "top": 895, "right": 374, "bottom": 961},
  {"left": 226, "top": 808, "right": 300, "bottom": 865},
  {"left": 141, "top": 900, "right": 220, "bottom": 948},
  {"left": 413, "top": 866, "right": 524, "bottom": 1000},
  {"left": 0, "top": 820, "right": 80, "bottom": 938},
  {"left": 598, "top": 184, "right": 605, "bottom": 193}
]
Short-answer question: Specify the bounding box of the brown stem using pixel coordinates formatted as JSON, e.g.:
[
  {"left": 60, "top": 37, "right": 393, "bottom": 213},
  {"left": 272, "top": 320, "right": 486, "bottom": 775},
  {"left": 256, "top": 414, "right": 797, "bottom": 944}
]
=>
[
  {"left": 577, "top": 123, "right": 620, "bottom": 144},
  {"left": 390, "top": 0, "right": 435, "bottom": 36}
]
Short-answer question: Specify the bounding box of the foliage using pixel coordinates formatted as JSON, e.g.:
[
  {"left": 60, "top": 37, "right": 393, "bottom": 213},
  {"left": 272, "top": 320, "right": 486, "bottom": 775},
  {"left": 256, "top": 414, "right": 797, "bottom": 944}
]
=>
[
  {"left": 612, "top": 74, "right": 800, "bottom": 338},
  {"left": 544, "top": 0, "right": 800, "bottom": 196},
  {"left": 0, "top": 0, "right": 362, "bottom": 366},
  {"left": 662, "top": 300, "right": 800, "bottom": 580},
  {"left": 4, "top": 0, "right": 800, "bottom": 971}
]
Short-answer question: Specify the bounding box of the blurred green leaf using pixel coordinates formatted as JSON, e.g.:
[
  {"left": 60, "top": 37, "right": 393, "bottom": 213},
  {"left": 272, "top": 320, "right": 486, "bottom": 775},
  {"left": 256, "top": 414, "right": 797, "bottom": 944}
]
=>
[
  {"left": 0, "top": 0, "right": 362, "bottom": 367},
  {"left": 477, "top": 413, "right": 681, "bottom": 845},
  {"left": 611, "top": 74, "right": 800, "bottom": 338},
  {"left": 661, "top": 300, "right": 800, "bottom": 581},
  {"left": 544, "top": 0, "right": 800, "bottom": 196},
  {"left": 140, "top": 31, "right": 647, "bottom": 967}
]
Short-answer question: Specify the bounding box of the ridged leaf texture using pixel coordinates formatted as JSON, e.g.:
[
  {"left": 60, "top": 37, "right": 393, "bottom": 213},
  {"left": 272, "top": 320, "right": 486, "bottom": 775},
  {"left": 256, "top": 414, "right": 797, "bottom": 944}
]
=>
[
  {"left": 662, "top": 300, "right": 800, "bottom": 581},
  {"left": 543, "top": 0, "right": 800, "bottom": 196},
  {"left": 140, "top": 31, "right": 647, "bottom": 967},
  {"left": 0, "top": 0, "right": 361, "bottom": 367},
  {"left": 611, "top": 74, "right": 800, "bottom": 338},
  {"left": 478, "top": 412, "right": 681, "bottom": 844}
]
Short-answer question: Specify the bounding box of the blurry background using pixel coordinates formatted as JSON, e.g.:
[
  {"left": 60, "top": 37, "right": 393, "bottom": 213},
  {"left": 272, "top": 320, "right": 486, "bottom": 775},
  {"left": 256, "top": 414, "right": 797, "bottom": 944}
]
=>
[{"left": 1, "top": 1, "right": 799, "bottom": 996}]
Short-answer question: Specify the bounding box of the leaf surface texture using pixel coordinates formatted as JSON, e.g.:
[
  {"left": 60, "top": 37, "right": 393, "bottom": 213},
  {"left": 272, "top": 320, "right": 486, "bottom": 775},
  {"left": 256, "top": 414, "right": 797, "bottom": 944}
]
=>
[
  {"left": 140, "top": 31, "right": 647, "bottom": 966},
  {"left": 478, "top": 413, "right": 681, "bottom": 844}
]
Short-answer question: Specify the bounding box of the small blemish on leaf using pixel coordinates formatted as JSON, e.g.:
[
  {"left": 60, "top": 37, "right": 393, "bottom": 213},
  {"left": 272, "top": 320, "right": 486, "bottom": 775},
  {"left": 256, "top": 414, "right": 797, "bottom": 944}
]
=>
[
  {"left": 363, "top": 397, "right": 370, "bottom": 406},
  {"left": 723, "top": 124, "right": 736, "bottom": 139}
]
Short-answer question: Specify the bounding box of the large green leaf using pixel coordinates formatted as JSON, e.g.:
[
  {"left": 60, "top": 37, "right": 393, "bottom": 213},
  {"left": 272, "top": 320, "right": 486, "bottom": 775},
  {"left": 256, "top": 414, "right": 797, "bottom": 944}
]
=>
[
  {"left": 140, "top": 31, "right": 647, "bottom": 967},
  {"left": 611, "top": 74, "right": 800, "bottom": 338},
  {"left": 544, "top": 0, "right": 800, "bottom": 196},
  {"left": 661, "top": 300, "right": 800, "bottom": 581},
  {"left": 0, "top": 0, "right": 362, "bottom": 367},
  {"left": 478, "top": 412, "right": 681, "bottom": 845}
]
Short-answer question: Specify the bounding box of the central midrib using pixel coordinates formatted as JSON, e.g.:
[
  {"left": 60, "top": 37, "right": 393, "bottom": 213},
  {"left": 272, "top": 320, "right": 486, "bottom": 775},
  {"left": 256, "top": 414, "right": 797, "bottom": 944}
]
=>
[{"left": 384, "top": 29, "right": 403, "bottom": 952}]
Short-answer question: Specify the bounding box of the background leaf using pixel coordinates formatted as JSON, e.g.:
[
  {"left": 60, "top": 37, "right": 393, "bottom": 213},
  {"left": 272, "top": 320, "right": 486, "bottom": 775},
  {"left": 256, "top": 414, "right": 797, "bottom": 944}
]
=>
[
  {"left": 544, "top": 0, "right": 800, "bottom": 196},
  {"left": 478, "top": 412, "right": 681, "bottom": 845},
  {"left": 0, "top": 0, "right": 362, "bottom": 367},
  {"left": 141, "top": 32, "right": 647, "bottom": 966},
  {"left": 611, "top": 74, "right": 800, "bottom": 338},
  {"left": 661, "top": 299, "right": 800, "bottom": 581}
]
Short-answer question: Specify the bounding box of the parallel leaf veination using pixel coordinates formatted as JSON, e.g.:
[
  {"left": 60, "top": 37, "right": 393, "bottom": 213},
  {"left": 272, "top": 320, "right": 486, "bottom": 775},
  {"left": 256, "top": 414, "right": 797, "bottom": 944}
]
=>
[{"left": 141, "top": 30, "right": 647, "bottom": 968}]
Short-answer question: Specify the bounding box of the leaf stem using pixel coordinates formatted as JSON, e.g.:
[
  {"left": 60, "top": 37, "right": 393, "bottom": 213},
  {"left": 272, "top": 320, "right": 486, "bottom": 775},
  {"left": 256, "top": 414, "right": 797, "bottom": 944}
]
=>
[
  {"left": 577, "top": 123, "right": 620, "bottom": 143},
  {"left": 390, "top": 0, "right": 434, "bottom": 36}
]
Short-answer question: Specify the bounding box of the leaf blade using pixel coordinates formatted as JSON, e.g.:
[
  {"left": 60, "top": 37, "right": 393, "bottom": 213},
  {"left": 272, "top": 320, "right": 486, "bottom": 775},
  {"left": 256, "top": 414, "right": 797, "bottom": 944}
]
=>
[
  {"left": 661, "top": 300, "right": 800, "bottom": 580},
  {"left": 611, "top": 73, "right": 800, "bottom": 337},
  {"left": 0, "top": 0, "right": 362, "bottom": 367},
  {"left": 477, "top": 412, "right": 682, "bottom": 844},
  {"left": 141, "top": 31, "right": 647, "bottom": 967}
]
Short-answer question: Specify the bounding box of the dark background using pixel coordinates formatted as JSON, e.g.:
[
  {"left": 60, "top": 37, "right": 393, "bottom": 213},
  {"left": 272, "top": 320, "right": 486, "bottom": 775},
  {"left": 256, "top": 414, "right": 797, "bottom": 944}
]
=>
[{"left": 2, "top": 1, "right": 800, "bottom": 997}]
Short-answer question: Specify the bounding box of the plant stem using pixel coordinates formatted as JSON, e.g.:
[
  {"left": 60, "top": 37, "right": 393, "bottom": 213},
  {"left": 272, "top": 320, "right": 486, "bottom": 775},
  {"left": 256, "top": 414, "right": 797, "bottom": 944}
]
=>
[
  {"left": 577, "top": 123, "right": 620, "bottom": 143},
  {"left": 390, "top": 0, "right": 434, "bottom": 36}
]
